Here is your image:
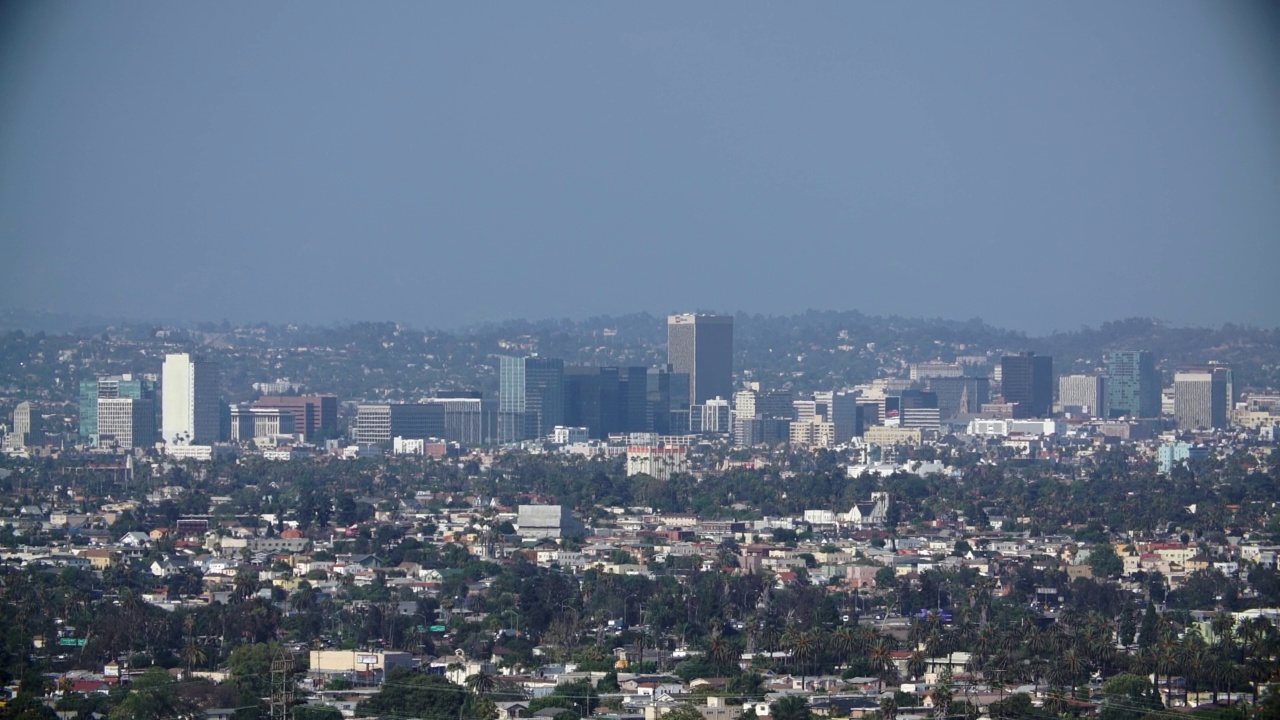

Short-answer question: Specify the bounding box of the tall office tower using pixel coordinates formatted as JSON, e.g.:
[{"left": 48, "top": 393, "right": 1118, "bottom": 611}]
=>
[
  {"left": 96, "top": 398, "right": 156, "bottom": 449},
  {"left": 926, "top": 376, "right": 990, "bottom": 419},
  {"left": 618, "top": 366, "right": 649, "bottom": 434},
  {"left": 828, "top": 390, "right": 862, "bottom": 442},
  {"left": 667, "top": 313, "right": 734, "bottom": 405},
  {"left": 1107, "top": 350, "right": 1161, "bottom": 418},
  {"left": 499, "top": 356, "right": 564, "bottom": 442},
  {"left": 563, "top": 366, "right": 603, "bottom": 438},
  {"left": 252, "top": 395, "right": 338, "bottom": 438},
  {"left": 80, "top": 374, "right": 157, "bottom": 446},
  {"left": 1174, "top": 367, "right": 1229, "bottom": 430},
  {"left": 1000, "top": 352, "right": 1053, "bottom": 417},
  {"left": 1058, "top": 374, "right": 1109, "bottom": 417},
  {"left": 162, "top": 354, "right": 221, "bottom": 445},
  {"left": 733, "top": 389, "right": 758, "bottom": 420},
  {"left": 12, "top": 402, "right": 42, "bottom": 447},
  {"left": 646, "top": 365, "right": 691, "bottom": 434},
  {"left": 427, "top": 392, "right": 493, "bottom": 445},
  {"left": 1214, "top": 364, "right": 1236, "bottom": 409}
]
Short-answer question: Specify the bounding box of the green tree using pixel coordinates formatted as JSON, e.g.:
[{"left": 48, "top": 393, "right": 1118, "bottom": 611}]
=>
[
  {"left": 227, "top": 642, "right": 283, "bottom": 707},
  {"left": 771, "top": 695, "right": 813, "bottom": 720},
  {"left": 1099, "top": 674, "right": 1162, "bottom": 720},
  {"left": 356, "top": 668, "right": 465, "bottom": 718},
  {"left": 663, "top": 705, "right": 710, "bottom": 720},
  {"left": 295, "top": 706, "right": 344, "bottom": 720},
  {"left": 107, "top": 667, "right": 199, "bottom": 720},
  {"left": 1088, "top": 544, "right": 1123, "bottom": 580}
]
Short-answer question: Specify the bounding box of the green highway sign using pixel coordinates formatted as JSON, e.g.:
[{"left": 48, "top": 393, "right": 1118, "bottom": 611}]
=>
[
  {"left": 59, "top": 638, "right": 87, "bottom": 646},
  {"left": 429, "top": 625, "right": 447, "bottom": 632}
]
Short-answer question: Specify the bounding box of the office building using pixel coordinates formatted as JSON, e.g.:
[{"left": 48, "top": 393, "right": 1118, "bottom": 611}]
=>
[
  {"left": 646, "top": 365, "right": 691, "bottom": 435},
  {"left": 11, "top": 402, "right": 43, "bottom": 448},
  {"left": 1000, "top": 352, "right": 1053, "bottom": 417},
  {"left": 162, "top": 354, "right": 221, "bottom": 445},
  {"left": 1107, "top": 350, "right": 1161, "bottom": 418},
  {"left": 900, "top": 407, "right": 941, "bottom": 430},
  {"left": 758, "top": 389, "right": 794, "bottom": 420},
  {"left": 790, "top": 420, "right": 836, "bottom": 448},
  {"left": 564, "top": 365, "right": 648, "bottom": 439},
  {"left": 96, "top": 398, "right": 156, "bottom": 449},
  {"left": 1058, "top": 374, "right": 1109, "bottom": 417},
  {"left": 824, "top": 390, "right": 863, "bottom": 442},
  {"left": 690, "top": 397, "right": 731, "bottom": 434},
  {"left": 910, "top": 361, "right": 963, "bottom": 381},
  {"left": 252, "top": 395, "right": 337, "bottom": 438},
  {"left": 354, "top": 403, "right": 446, "bottom": 445},
  {"left": 925, "top": 376, "right": 990, "bottom": 419},
  {"left": 80, "top": 374, "right": 158, "bottom": 446},
  {"left": 229, "top": 406, "right": 296, "bottom": 442},
  {"left": 625, "top": 435, "right": 692, "bottom": 480},
  {"left": 1174, "top": 367, "right": 1230, "bottom": 430},
  {"left": 667, "top": 313, "right": 734, "bottom": 404},
  {"left": 1158, "top": 442, "right": 1209, "bottom": 474},
  {"left": 427, "top": 393, "right": 495, "bottom": 446},
  {"left": 499, "top": 356, "right": 564, "bottom": 442}
]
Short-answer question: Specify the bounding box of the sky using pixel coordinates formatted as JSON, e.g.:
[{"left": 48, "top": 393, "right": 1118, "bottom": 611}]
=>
[{"left": 1, "top": 2, "right": 1278, "bottom": 334}]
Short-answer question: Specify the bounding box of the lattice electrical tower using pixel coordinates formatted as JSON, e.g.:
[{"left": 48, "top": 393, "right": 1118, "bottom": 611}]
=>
[{"left": 269, "top": 645, "right": 297, "bottom": 720}]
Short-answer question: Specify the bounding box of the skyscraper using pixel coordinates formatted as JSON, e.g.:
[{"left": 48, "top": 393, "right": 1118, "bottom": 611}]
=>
[
  {"left": 162, "top": 354, "right": 221, "bottom": 445},
  {"left": 96, "top": 397, "right": 157, "bottom": 449},
  {"left": 1174, "top": 367, "right": 1229, "bottom": 430},
  {"left": 926, "top": 376, "right": 990, "bottom": 419},
  {"left": 498, "top": 356, "right": 564, "bottom": 442},
  {"left": 12, "top": 402, "right": 42, "bottom": 447},
  {"left": 1107, "top": 350, "right": 1160, "bottom": 418},
  {"left": 646, "top": 365, "right": 691, "bottom": 435},
  {"left": 80, "top": 374, "right": 157, "bottom": 446},
  {"left": 1058, "top": 374, "right": 1108, "bottom": 417},
  {"left": 667, "top": 314, "right": 734, "bottom": 405},
  {"left": 1000, "top": 352, "right": 1053, "bottom": 417}
]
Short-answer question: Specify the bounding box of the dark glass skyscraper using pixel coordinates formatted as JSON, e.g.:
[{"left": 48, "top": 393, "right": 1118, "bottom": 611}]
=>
[
  {"left": 667, "top": 313, "right": 734, "bottom": 405},
  {"left": 564, "top": 365, "right": 651, "bottom": 439},
  {"left": 498, "top": 356, "right": 564, "bottom": 442},
  {"left": 1000, "top": 352, "right": 1053, "bottom": 417},
  {"left": 1107, "top": 350, "right": 1161, "bottom": 418}
]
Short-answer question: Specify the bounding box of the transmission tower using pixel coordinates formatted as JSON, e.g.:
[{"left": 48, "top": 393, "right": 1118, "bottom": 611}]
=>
[{"left": 269, "top": 645, "right": 297, "bottom": 720}]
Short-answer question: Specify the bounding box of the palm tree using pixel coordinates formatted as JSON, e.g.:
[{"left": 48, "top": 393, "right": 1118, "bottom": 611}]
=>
[
  {"left": 831, "top": 626, "right": 857, "bottom": 664},
  {"left": 771, "top": 695, "right": 813, "bottom": 720},
  {"left": 707, "top": 631, "right": 738, "bottom": 670},
  {"left": 932, "top": 668, "right": 954, "bottom": 720},
  {"left": 908, "top": 650, "right": 927, "bottom": 682},
  {"left": 467, "top": 670, "right": 497, "bottom": 697},
  {"left": 1154, "top": 638, "right": 1180, "bottom": 706},
  {"left": 880, "top": 693, "right": 899, "bottom": 720},
  {"left": 870, "top": 638, "right": 897, "bottom": 692}
]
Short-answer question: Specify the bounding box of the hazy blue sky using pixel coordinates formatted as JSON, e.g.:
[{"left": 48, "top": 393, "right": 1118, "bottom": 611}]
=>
[{"left": 2, "top": 2, "right": 1278, "bottom": 332}]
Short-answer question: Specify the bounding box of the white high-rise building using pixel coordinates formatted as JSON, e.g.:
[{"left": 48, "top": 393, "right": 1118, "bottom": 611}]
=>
[
  {"left": 162, "top": 354, "right": 221, "bottom": 445},
  {"left": 1058, "top": 374, "right": 1109, "bottom": 417}
]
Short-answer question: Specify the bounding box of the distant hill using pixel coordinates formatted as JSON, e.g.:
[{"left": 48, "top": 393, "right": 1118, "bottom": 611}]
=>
[{"left": 0, "top": 310, "right": 1276, "bottom": 403}]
